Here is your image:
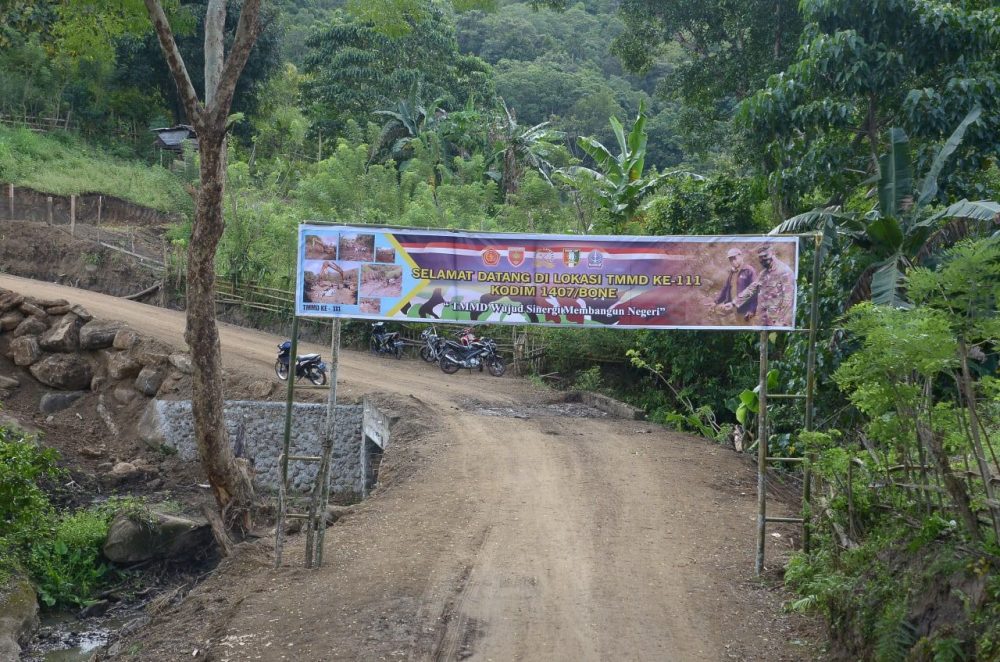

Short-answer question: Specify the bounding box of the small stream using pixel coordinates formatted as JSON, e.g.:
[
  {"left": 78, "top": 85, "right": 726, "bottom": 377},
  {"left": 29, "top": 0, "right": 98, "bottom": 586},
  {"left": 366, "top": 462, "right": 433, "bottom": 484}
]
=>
[{"left": 23, "top": 611, "right": 131, "bottom": 661}]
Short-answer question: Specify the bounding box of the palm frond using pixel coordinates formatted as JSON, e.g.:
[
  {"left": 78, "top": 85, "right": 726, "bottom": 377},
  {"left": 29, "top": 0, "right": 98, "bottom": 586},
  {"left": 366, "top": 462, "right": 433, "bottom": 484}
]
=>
[{"left": 917, "top": 106, "right": 982, "bottom": 207}]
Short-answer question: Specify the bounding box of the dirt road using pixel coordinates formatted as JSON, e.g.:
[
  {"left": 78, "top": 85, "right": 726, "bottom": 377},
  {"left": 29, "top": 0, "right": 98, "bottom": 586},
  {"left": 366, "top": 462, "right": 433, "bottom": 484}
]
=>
[{"left": 0, "top": 275, "right": 815, "bottom": 661}]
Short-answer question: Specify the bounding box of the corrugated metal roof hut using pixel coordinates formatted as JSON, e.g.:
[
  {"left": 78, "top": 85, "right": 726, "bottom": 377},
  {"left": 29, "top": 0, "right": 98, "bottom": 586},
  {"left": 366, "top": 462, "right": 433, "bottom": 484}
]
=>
[{"left": 151, "top": 125, "right": 199, "bottom": 152}]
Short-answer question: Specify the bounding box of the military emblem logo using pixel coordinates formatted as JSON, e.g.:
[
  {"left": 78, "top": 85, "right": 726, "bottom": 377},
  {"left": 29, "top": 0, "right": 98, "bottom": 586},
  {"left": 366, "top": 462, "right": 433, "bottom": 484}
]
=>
[
  {"left": 482, "top": 248, "right": 500, "bottom": 266},
  {"left": 587, "top": 249, "right": 603, "bottom": 269},
  {"left": 507, "top": 247, "right": 525, "bottom": 267},
  {"left": 535, "top": 247, "right": 556, "bottom": 269},
  {"left": 562, "top": 248, "right": 581, "bottom": 268}
]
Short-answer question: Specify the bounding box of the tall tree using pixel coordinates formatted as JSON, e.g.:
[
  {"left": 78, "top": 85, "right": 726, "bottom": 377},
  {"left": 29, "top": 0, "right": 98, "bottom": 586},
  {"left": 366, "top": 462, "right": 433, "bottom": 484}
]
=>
[
  {"left": 486, "top": 99, "right": 565, "bottom": 200},
  {"left": 739, "top": 0, "right": 1000, "bottom": 216},
  {"left": 143, "top": 0, "right": 263, "bottom": 540},
  {"left": 303, "top": 5, "right": 494, "bottom": 136},
  {"left": 554, "top": 101, "right": 697, "bottom": 232},
  {"left": 612, "top": 0, "right": 803, "bottom": 148},
  {"left": 772, "top": 110, "right": 1000, "bottom": 308}
]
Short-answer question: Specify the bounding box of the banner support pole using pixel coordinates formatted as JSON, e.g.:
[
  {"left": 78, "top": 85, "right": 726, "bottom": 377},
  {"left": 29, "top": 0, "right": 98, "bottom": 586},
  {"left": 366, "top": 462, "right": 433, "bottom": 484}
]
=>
[
  {"left": 274, "top": 315, "right": 299, "bottom": 568},
  {"left": 755, "top": 330, "right": 769, "bottom": 576}
]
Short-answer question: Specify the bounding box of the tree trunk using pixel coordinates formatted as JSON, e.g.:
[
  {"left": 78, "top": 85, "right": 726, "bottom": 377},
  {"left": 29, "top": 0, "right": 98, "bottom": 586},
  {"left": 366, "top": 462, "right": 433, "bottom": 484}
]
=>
[
  {"left": 145, "top": 0, "right": 263, "bottom": 541},
  {"left": 187, "top": 129, "right": 254, "bottom": 533}
]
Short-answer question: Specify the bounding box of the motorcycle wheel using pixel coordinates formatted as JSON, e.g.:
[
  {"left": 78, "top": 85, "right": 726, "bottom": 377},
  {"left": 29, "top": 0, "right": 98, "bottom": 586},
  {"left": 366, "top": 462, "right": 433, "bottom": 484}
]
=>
[
  {"left": 487, "top": 356, "right": 506, "bottom": 377},
  {"left": 419, "top": 346, "right": 436, "bottom": 363},
  {"left": 369, "top": 337, "right": 379, "bottom": 355},
  {"left": 440, "top": 353, "right": 461, "bottom": 375},
  {"left": 308, "top": 367, "right": 327, "bottom": 386},
  {"left": 275, "top": 360, "right": 289, "bottom": 380}
]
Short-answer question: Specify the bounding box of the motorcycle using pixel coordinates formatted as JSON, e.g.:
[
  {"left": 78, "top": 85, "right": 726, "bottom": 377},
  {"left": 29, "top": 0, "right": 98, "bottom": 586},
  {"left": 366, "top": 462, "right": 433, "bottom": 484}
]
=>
[
  {"left": 419, "top": 326, "right": 448, "bottom": 363},
  {"left": 439, "top": 337, "right": 506, "bottom": 377},
  {"left": 275, "top": 341, "right": 327, "bottom": 385},
  {"left": 370, "top": 322, "right": 404, "bottom": 359}
]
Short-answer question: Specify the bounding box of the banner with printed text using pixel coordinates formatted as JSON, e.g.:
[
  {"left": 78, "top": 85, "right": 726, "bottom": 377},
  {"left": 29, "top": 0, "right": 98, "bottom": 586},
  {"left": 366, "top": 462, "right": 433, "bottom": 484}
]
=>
[{"left": 295, "top": 225, "right": 799, "bottom": 330}]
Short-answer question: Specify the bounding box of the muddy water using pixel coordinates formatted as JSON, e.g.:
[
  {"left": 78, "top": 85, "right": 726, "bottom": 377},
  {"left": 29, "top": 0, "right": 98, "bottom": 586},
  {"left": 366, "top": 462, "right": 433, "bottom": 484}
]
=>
[{"left": 23, "top": 612, "right": 127, "bottom": 661}]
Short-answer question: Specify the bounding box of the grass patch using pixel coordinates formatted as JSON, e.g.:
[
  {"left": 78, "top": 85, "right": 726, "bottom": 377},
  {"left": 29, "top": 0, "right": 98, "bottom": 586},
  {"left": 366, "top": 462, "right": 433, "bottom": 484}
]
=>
[{"left": 0, "top": 126, "right": 191, "bottom": 213}]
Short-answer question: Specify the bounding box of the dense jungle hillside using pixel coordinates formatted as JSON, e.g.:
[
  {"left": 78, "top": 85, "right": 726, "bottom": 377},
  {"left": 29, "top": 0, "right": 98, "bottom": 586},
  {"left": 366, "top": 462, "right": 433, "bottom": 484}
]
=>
[{"left": 2, "top": 0, "right": 1000, "bottom": 659}]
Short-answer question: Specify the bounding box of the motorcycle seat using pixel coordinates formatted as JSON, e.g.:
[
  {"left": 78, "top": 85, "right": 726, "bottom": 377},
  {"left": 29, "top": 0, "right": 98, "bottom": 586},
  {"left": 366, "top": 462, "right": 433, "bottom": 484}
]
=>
[{"left": 298, "top": 353, "right": 321, "bottom": 361}]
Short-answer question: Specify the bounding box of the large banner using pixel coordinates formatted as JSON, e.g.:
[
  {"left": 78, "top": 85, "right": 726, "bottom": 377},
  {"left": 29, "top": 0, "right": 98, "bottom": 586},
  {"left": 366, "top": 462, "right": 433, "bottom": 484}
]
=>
[{"left": 295, "top": 225, "right": 799, "bottom": 330}]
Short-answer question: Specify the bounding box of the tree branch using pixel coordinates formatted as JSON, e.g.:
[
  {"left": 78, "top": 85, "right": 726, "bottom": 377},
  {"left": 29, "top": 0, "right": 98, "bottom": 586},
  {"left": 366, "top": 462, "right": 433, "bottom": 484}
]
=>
[
  {"left": 204, "top": 0, "right": 226, "bottom": 107},
  {"left": 208, "top": 0, "right": 263, "bottom": 126},
  {"left": 144, "top": 0, "right": 203, "bottom": 126}
]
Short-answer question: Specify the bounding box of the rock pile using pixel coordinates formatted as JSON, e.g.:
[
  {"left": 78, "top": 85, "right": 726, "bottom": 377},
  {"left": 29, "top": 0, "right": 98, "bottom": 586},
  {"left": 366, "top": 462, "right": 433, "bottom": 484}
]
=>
[{"left": 0, "top": 287, "right": 192, "bottom": 414}]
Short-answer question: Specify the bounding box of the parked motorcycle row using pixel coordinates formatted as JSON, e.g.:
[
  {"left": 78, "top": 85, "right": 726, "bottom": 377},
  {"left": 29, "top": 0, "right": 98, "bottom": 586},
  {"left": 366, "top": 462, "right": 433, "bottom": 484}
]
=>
[
  {"left": 418, "top": 325, "right": 506, "bottom": 377},
  {"left": 274, "top": 323, "right": 506, "bottom": 384}
]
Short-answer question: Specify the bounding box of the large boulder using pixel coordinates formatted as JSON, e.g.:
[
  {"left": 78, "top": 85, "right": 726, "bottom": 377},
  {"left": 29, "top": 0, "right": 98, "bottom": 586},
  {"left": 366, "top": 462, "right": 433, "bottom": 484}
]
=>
[
  {"left": 106, "top": 351, "right": 142, "bottom": 380},
  {"left": 10, "top": 336, "right": 41, "bottom": 366},
  {"left": 134, "top": 366, "right": 165, "bottom": 396},
  {"left": 112, "top": 328, "right": 138, "bottom": 350},
  {"left": 29, "top": 354, "right": 93, "bottom": 390},
  {"left": 39, "top": 313, "right": 81, "bottom": 352},
  {"left": 32, "top": 297, "right": 68, "bottom": 308},
  {"left": 0, "top": 310, "right": 24, "bottom": 331},
  {"left": 103, "top": 512, "right": 214, "bottom": 564},
  {"left": 168, "top": 353, "right": 193, "bottom": 375},
  {"left": 137, "top": 402, "right": 166, "bottom": 449},
  {"left": 80, "top": 320, "right": 123, "bottom": 350},
  {"left": 0, "top": 574, "right": 40, "bottom": 660},
  {"left": 69, "top": 304, "right": 93, "bottom": 322},
  {"left": 18, "top": 302, "right": 46, "bottom": 319},
  {"left": 39, "top": 391, "right": 86, "bottom": 414},
  {"left": 0, "top": 291, "right": 24, "bottom": 313},
  {"left": 11, "top": 316, "right": 47, "bottom": 339}
]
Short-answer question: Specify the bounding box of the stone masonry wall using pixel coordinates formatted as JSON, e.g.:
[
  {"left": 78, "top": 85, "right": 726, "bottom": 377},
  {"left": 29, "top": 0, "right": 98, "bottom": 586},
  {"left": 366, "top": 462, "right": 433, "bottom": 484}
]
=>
[{"left": 146, "top": 400, "right": 364, "bottom": 497}]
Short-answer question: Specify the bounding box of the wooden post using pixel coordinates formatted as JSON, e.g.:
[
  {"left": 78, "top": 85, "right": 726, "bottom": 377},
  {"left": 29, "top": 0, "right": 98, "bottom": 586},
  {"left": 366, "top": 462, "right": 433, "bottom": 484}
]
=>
[
  {"left": 802, "top": 233, "right": 823, "bottom": 555},
  {"left": 46, "top": 196, "right": 53, "bottom": 225},
  {"left": 313, "top": 318, "right": 341, "bottom": 568},
  {"left": 755, "top": 330, "right": 769, "bottom": 576},
  {"left": 275, "top": 316, "right": 300, "bottom": 569},
  {"left": 96, "top": 195, "right": 103, "bottom": 226},
  {"left": 160, "top": 237, "right": 168, "bottom": 307},
  {"left": 7, "top": 183, "right": 12, "bottom": 219},
  {"left": 70, "top": 194, "right": 76, "bottom": 236}
]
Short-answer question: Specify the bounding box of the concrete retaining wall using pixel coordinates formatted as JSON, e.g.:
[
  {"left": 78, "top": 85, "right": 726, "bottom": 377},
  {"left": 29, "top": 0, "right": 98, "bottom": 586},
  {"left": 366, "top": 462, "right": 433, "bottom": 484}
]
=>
[{"left": 142, "top": 399, "right": 366, "bottom": 497}]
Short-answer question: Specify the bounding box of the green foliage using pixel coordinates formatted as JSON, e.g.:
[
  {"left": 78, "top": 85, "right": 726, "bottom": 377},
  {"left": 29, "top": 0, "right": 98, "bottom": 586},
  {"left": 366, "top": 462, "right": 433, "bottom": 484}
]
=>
[
  {"left": 27, "top": 510, "right": 112, "bottom": 608},
  {"left": 739, "top": 0, "right": 1000, "bottom": 208},
  {"left": 0, "top": 427, "right": 61, "bottom": 568},
  {"left": 770, "top": 114, "right": 1000, "bottom": 307},
  {"left": 735, "top": 369, "right": 777, "bottom": 427},
  {"left": 0, "top": 126, "right": 191, "bottom": 213},
  {"left": 487, "top": 99, "right": 566, "bottom": 198},
  {"left": 572, "top": 365, "right": 602, "bottom": 392},
  {"left": 303, "top": 5, "right": 494, "bottom": 136},
  {"left": 555, "top": 101, "right": 697, "bottom": 231}
]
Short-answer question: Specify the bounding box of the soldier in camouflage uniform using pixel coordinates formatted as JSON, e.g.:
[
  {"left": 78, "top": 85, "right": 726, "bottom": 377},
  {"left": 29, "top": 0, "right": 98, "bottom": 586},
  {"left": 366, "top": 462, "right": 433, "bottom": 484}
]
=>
[{"left": 725, "top": 246, "right": 795, "bottom": 326}]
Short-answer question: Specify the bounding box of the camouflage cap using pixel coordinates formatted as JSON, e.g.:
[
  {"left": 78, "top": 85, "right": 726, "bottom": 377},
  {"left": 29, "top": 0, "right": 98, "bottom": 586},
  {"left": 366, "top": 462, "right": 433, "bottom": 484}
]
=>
[
  {"left": 756, "top": 245, "right": 775, "bottom": 257},
  {"left": 726, "top": 247, "right": 743, "bottom": 258}
]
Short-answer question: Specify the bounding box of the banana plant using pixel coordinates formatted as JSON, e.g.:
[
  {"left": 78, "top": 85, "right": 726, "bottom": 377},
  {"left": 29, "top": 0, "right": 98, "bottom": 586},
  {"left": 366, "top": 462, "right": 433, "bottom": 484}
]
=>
[
  {"left": 771, "top": 107, "right": 999, "bottom": 308},
  {"left": 370, "top": 83, "right": 446, "bottom": 165},
  {"left": 554, "top": 100, "right": 701, "bottom": 230}
]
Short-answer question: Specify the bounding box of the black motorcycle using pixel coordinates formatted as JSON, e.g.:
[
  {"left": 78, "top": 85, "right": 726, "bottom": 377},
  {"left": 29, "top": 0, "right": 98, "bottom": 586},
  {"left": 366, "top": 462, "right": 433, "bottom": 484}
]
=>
[
  {"left": 370, "top": 322, "right": 404, "bottom": 359},
  {"left": 418, "top": 326, "right": 447, "bottom": 363},
  {"left": 439, "top": 337, "right": 506, "bottom": 377},
  {"left": 275, "top": 341, "right": 328, "bottom": 385}
]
